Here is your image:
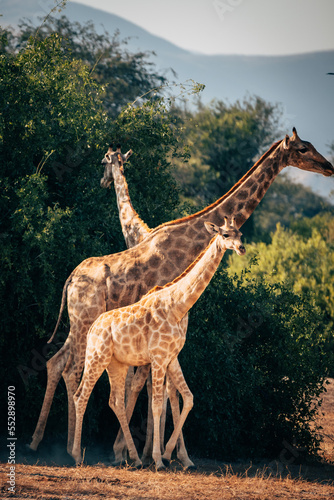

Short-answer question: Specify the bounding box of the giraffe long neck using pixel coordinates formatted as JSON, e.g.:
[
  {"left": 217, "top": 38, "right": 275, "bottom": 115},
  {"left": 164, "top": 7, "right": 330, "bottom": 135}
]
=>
[
  {"left": 112, "top": 164, "right": 151, "bottom": 248},
  {"left": 200, "top": 140, "right": 285, "bottom": 228},
  {"left": 161, "top": 140, "right": 284, "bottom": 236},
  {"left": 164, "top": 235, "right": 226, "bottom": 322}
]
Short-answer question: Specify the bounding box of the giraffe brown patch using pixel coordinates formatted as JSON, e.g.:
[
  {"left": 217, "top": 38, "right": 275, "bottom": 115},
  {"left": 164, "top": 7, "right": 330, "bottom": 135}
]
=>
[
  {"left": 169, "top": 249, "right": 186, "bottom": 264},
  {"left": 145, "top": 271, "right": 157, "bottom": 287},
  {"left": 185, "top": 226, "right": 198, "bottom": 238},
  {"left": 134, "top": 335, "right": 143, "bottom": 351},
  {"left": 135, "top": 317, "right": 145, "bottom": 328},
  {"left": 193, "top": 219, "right": 206, "bottom": 231},
  {"left": 130, "top": 325, "right": 140, "bottom": 335},
  {"left": 126, "top": 265, "right": 141, "bottom": 281},
  {"left": 236, "top": 214, "right": 246, "bottom": 227},
  {"left": 271, "top": 161, "right": 279, "bottom": 174},
  {"left": 245, "top": 199, "right": 258, "bottom": 212},
  {"left": 170, "top": 225, "right": 186, "bottom": 237},
  {"left": 249, "top": 183, "right": 258, "bottom": 195},
  {"left": 221, "top": 199, "right": 234, "bottom": 214},
  {"left": 148, "top": 254, "right": 163, "bottom": 269},
  {"left": 160, "top": 333, "right": 172, "bottom": 341},
  {"left": 237, "top": 202, "right": 244, "bottom": 211},
  {"left": 236, "top": 190, "right": 248, "bottom": 200},
  {"left": 161, "top": 263, "right": 174, "bottom": 278},
  {"left": 145, "top": 311, "right": 152, "bottom": 324}
]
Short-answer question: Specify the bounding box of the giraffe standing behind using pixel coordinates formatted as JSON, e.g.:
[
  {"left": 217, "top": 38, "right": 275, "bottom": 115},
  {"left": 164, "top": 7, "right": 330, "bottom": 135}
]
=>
[
  {"left": 100, "top": 144, "right": 151, "bottom": 247},
  {"left": 100, "top": 144, "right": 193, "bottom": 466},
  {"left": 71, "top": 218, "right": 246, "bottom": 470},
  {"left": 28, "top": 129, "right": 334, "bottom": 463}
]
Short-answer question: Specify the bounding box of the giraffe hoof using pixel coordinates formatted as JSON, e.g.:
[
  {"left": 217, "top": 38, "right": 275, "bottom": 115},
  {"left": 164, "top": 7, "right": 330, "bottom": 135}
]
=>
[
  {"left": 141, "top": 457, "right": 153, "bottom": 467},
  {"left": 185, "top": 464, "right": 197, "bottom": 472},
  {"left": 133, "top": 462, "right": 143, "bottom": 470}
]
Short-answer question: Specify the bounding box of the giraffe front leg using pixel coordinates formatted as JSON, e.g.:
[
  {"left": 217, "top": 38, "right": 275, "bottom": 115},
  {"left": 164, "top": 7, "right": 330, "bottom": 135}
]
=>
[
  {"left": 162, "top": 358, "right": 193, "bottom": 465},
  {"left": 71, "top": 356, "right": 107, "bottom": 464},
  {"left": 113, "top": 365, "right": 150, "bottom": 465},
  {"left": 107, "top": 360, "right": 142, "bottom": 468},
  {"left": 28, "top": 341, "right": 70, "bottom": 451},
  {"left": 151, "top": 362, "right": 168, "bottom": 471},
  {"left": 141, "top": 370, "right": 153, "bottom": 464}
]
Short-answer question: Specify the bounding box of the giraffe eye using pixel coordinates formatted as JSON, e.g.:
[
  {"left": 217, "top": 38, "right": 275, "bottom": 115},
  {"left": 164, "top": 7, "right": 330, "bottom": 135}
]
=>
[
  {"left": 298, "top": 147, "right": 308, "bottom": 153},
  {"left": 223, "top": 233, "right": 230, "bottom": 238}
]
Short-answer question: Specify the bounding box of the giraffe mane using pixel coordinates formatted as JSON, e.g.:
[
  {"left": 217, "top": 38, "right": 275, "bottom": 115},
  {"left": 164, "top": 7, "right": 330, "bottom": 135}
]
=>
[
  {"left": 150, "top": 139, "right": 282, "bottom": 233},
  {"left": 143, "top": 234, "right": 220, "bottom": 297}
]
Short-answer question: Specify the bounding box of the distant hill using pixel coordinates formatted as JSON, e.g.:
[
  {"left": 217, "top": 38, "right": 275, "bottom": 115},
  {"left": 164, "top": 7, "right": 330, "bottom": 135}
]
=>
[{"left": 2, "top": 0, "right": 334, "bottom": 200}]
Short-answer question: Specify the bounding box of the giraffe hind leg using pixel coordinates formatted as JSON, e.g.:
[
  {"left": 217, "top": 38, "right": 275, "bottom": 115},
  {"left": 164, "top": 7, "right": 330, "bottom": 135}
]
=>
[
  {"left": 162, "top": 358, "right": 194, "bottom": 466},
  {"left": 28, "top": 340, "right": 70, "bottom": 451},
  {"left": 166, "top": 373, "right": 195, "bottom": 469},
  {"left": 71, "top": 354, "right": 108, "bottom": 465},
  {"left": 63, "top": 340, "right": 87, "bottom": 455}
]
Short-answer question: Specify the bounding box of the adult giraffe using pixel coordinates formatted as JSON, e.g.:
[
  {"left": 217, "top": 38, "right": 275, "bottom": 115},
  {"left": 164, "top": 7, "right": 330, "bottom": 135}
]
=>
[{"left": 28, "top": 128, "right": 333, "bottom": 465}]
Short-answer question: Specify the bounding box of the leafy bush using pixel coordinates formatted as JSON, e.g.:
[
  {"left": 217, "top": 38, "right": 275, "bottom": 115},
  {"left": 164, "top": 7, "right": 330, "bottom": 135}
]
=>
[
  {"left": 0, "top": 27, "right": 185, "bottom": 441},
  {"left": 228, "top": 219, "right": 334, "bottom": 373},
  {"left": 179, "top": 264, "right": 327, "bottom": 459}
]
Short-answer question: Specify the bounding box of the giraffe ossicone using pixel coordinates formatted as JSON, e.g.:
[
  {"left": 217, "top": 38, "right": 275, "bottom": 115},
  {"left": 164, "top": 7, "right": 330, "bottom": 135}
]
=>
[{"left": 70, "top": 219, "right": 245, "bottom": 470}]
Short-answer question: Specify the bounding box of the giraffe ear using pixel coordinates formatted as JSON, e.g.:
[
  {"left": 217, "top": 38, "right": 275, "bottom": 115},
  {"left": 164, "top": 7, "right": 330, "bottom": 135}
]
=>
[
  {"left": 283, "top": 134, "right": 290, "bottom": 150},
  {"left": 124, "top": 149, "right": 133, "bottom": 162},
  {"left": 204, "top": 221, "right": 219, "bottom": 235},
  {"left": 292, "top": 127, "right": 299, "bottom": 140}
]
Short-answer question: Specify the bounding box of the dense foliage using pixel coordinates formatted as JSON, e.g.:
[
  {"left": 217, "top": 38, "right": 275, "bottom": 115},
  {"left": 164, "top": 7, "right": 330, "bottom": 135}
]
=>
[
  {"left": 228, "top": 215, "right": 334, "bottom": 372},
  {"left": 179, "top": 265, "right": 327, "bottom": 459},
  {"left": 0, "top": 13, "right": 332, "bottom": 462},
  {"left": 0, "top": 22, "right": 186, "bottom": 444}
]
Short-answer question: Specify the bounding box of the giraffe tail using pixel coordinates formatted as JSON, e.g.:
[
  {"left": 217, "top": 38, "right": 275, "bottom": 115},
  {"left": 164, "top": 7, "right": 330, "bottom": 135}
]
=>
[{"left": 47, "top": 276, "right": 71, "bottom": 344}]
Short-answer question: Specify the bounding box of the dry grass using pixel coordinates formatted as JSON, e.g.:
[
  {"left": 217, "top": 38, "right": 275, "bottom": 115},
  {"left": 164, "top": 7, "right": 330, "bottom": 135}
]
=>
[
  {"left": 1, "top": 380, "right": 334, "bottom": 500},
  {"left": 1, "top": 461, "right": 334, "bottom": 500}
]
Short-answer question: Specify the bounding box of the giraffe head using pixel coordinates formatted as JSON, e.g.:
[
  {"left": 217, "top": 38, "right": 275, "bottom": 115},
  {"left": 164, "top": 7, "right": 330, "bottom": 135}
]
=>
[
  {"left": 100, "top": 144, "right": 133, "bottom": 188},
  {"left": 281, "top": 128, "right": 334, "bottom": 176},
  {"left": 205, "top": 217, "right": 246, "bottom": 255}
]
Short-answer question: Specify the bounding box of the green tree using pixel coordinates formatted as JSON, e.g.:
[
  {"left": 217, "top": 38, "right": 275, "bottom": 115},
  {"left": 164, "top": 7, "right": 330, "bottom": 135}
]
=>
[
  {"left": 252, "top": 175, "right": 331, "bottom": 241},
  {"left": 12, "top": 15, "right": 167, "bottom": 117},
  {"left": 172, "top": 97, "right": 282, "bottom": 238},
  {"left": 0, "top": 26, "right": 186, "bottom": 439},
  {"left": 227, "top": 218, "right": 334, "bottom": 371},
  {"left": 179, "top": 266, "right": 327, "bottom": 459}
]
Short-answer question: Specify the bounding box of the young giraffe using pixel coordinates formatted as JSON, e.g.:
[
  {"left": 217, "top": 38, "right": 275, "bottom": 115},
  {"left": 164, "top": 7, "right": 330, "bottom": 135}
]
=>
[
  {"left": 101, "top": 144, "right": 191, "bottom": 466},
  {"left": 70, "top": 218, "right": 246, "bottom": 470},
  {"left": 28, "top": 128, "right": 334, "bottom": 462}
]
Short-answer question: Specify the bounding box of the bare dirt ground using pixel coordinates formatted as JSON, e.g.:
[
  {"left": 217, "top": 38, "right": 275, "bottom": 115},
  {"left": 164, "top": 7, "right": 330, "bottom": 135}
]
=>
[{"left": 1, "top": 379, "right": 334, "bottom": 499}]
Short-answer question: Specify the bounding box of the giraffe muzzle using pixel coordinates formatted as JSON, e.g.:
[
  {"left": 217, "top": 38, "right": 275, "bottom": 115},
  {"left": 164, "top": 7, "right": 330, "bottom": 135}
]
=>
[{"left": 238, "top": 245, "right": 246, "bottom": 255}]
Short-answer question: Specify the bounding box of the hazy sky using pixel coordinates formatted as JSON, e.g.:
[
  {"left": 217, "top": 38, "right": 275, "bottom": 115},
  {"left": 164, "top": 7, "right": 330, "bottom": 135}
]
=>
[{"left": 70, "top": 0, "right": 334, "bottom": 55}]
